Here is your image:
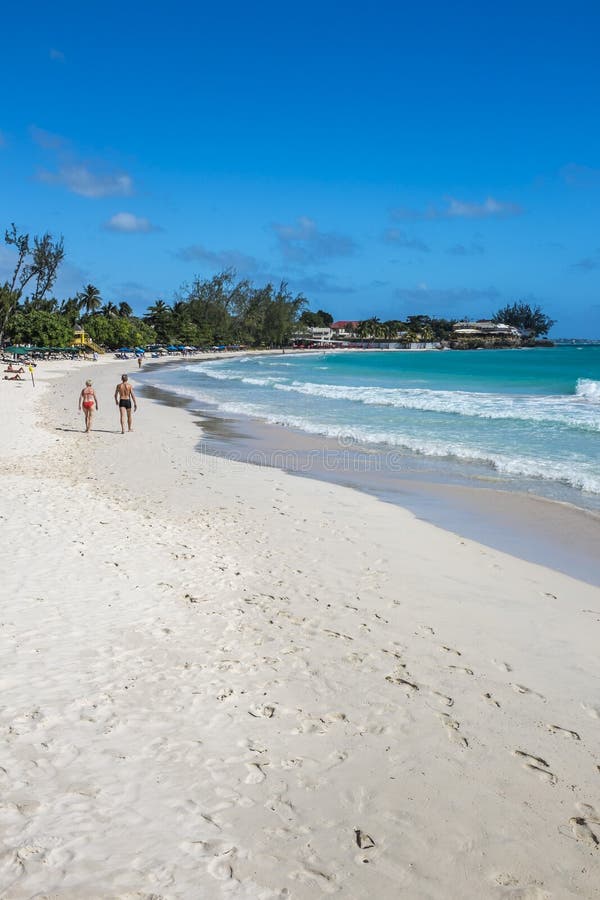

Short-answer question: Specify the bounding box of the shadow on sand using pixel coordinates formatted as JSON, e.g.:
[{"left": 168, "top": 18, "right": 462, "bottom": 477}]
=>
[{"left": 55, "top": 427, "right": 123, "bottom": 434}]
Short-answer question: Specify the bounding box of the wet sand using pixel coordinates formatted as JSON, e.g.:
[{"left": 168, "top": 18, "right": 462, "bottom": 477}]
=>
[{"left": 140, "top": 381, "right": 600, "bottom": 587}]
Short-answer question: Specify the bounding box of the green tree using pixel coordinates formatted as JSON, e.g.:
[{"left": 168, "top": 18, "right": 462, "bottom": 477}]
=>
[
  {"left": 182, "top": 271, "right": 237, "bottom": 344},
  {"left": 10, "top": 309, "right": 73, "bottom": 347},
  {"left": 357, "top": 317, "right": 383, "bottom": 340},
  {"left": 59, "top": 297, "right": 82, "bottom": 326},
  {"left": 0, "top": 224, "right": 65, "bottom": 342},
  {"left": 299, "top": 308, "right": 333, "bottom": 328},
  {"left": 382, "top": 320, "right": 403, "bottom": 340},
  {"left": 78, "top": 284, "right": 102, "bottom": 315},
  {"left": 118, "top": 301, "right": 133, "bottom": 318},
  {"left": 100, "top": 301, "right": 118, "bottom": 317},
  {"left": 355, "top": 320, "right": 370, "bottom": 340},
  {"left": 23, "top": 296, "right": 59, "bottom": 313},
  {"left": 261, "top": 282, "right": 306, "bottom": 346},
  {"left": 84, "top": 314, "right": 156, "bottom": 349},
  {"left": 144, "top": 299, "right": 173, "bottom": 343},
  {"left": 492, "top": 302, "right": 555, "bottom": 337}
]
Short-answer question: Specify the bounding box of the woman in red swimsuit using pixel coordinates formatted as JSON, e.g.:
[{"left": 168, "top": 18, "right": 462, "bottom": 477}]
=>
[{"left": 78, "top": 379, "right": 98, "bottom": 433}]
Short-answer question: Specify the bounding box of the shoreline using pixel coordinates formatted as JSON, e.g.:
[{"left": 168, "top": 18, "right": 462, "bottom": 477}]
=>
[
  {"left": 1, "top": 355, "right": 599, "bottom": 897},
  {"left": 138, "top": 367, "right": 600, "bottom": 587}
]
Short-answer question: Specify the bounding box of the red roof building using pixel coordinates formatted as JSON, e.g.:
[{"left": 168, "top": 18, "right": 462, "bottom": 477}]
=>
[{"left": 331, "top": 320, "right": 359, "bottom": 331}]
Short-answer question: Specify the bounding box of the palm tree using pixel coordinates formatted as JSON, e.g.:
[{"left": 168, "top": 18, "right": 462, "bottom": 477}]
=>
[
  {"left": 359, "top": 317, "right": 383, "bottom": 340},
  {"left": 171, "top": 300, "right": 187, "bottom": 319},
  {"left": 60, "top": 297, "right": 81, "bottom": 326},
  {"left": 118, "top": 301, "right": 133, "bottom": 318},
  {"left": 29, "top": 297, "right": 58, "bottom": 312},
  {"left": 78, "top": 284, "right": 102, "bottom": 316},
  {"left": 100, "top": 302, "right": 118, "bottom": 317},
  {"left": 145, "top": 299, "right": 170, "bottom": 318},
  {"left": 382, "top": 321, "right": 399, "bottom": 341},
  {"left": 144, "top": 299, "right": 173, "bottom": 343},
  {"left": 355, "top": 320, "right": 371, "bottom": 340}
]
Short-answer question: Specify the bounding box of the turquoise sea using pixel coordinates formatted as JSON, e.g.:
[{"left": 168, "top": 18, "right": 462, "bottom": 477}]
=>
[{"left": 141, "top": 346, "right": 600, "bottom": 507}]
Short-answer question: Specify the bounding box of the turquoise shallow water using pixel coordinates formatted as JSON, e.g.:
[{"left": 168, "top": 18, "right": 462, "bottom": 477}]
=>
[{"left": 142, "top": 346, "right": 600, "bottom": 502}]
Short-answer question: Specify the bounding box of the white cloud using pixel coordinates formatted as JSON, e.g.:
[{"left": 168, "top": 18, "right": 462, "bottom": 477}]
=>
[
  {"left": 561, "top": 163, "right": 600, "bottom": 187},
  {"left": 32, "top": 125, "right": 134, "bottom": 198},
  {"left": 446, "top": 241, "right": 485, "bottom": 256},
  {"left": 272, "top": 216, "right": 358, "bottom": 264},
  {"left": 395, "top": 285, "right": 500, "bottom": 304},
  {"left": 383, "top": 228, "right": 430, "bottom": 252},
  {"left": 391, "top": 196, "right": 522, "bottom": 221},
  {"left": 571, "top": 249, "right": 600, "bottom": 272},
  {"left": 177, "top": 244, "right": 261, "bottom": 271},
  {"left": 40, "top": 166, "right": 132, "bottom": 198},
  {"left": 446, "top": 197, "right": 521, "bottom": 218},
  {"left": 291, "top": 272, "right": 356, "bottom": 295},
  {"left": 104, "top": 212, "right": 158, "bottom": 233},
  {"left": 31, "top": 125, "right": 67, "bottom": 151}
]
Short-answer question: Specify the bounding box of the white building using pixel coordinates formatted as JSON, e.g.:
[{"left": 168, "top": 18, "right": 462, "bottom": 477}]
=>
[
  {"left": 291, "top": 325, "right": 333, "bottom": 345},
  {"left": 453, "top": 320, "right": 520, "bottom": 338}
]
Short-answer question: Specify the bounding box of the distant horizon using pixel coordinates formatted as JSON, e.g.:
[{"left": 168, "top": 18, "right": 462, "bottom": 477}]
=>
[{"left": 1, "top": 2, "right": 599, "bottom": 338}]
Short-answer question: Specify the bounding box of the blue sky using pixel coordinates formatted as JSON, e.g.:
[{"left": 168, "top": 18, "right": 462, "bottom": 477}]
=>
[{"left": 1, "top": 0, "right": 599, "bottom": 336}]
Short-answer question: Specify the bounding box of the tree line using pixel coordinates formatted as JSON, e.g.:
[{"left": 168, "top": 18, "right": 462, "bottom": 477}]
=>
[
  {"left": 1, "top": 224, "right": 307, "bottom": 349},
  {"left": 299, "top": 307, "right": 554, "bottom": 341},
  {"left": 1, "top": 223, "right": 555, "bottom": 349}
]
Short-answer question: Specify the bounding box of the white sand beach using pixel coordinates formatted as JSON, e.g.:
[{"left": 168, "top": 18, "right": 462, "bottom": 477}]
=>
[{"left": 1, "top": 355, "right": 599, "bottom": 899}]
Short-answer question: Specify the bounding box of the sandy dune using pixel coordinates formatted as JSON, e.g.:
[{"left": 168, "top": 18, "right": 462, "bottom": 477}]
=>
[{"left": 0, "top": 356, "right": 598, "bottom": 898}]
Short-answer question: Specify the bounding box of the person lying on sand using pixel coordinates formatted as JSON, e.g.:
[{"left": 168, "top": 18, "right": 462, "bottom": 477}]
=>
[
  {"left": 4, "top": 373, "right": 23, "bottom": 380},
  {"left": 4, "top": 364, "right": 25, "bottom": 373}
]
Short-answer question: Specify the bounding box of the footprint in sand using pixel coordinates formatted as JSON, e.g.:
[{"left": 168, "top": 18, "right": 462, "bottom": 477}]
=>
[
  {"left": 439, "top": 713, "right": 468, "bottom": 748},
  {"left": 248, "top": 704, "right": 276, "bottom": 718},
  {"left": 430, "top": 690, "right": 454, "bottom": 707},
  {"left": 292, "top": 862, "right": 337, "bottom": 894},
  {"left": 216, "top": 687, "right": 234, "bottom": 701},
  {"left": 511, "top": 684, "right": 545, "bottom": 700},
  {"left": 207, "top": 855, "right": 234, "bottom": 880},
  {"left": 355, "top": 829, "right": 376, "bottom": 850},
  {"left": 483, "top": 692, "right": 501, "bottom": 708},
  {"left": 492, "top": 875, "right": 550, "bottom": 898},
  {"left": 448, "top": 665, "right": 474, "bottom": 676},
  {"left": 181, "top": 839, "right": 236, "bottom": 878},
  {"left": 492, "top": 659, "right": 513, "bottom": 672},
  {"left": 385, "top": 674, "right": 419, "bottom": 693},
  {"left": 381, "top": 648, "right": 406, "bottom": 663},
  {"left": 513, "top": 750, "right": 557, "bottom": 784},
  {"left": 323, "top": 628, "right": 354, "bottom": 641},
  {"left": 245, "top": 762, "right": 267, "bottom": 784},
  {"left": 546, "top": 724, "right": 580, "bottom": 741},
  {"left": 581, "top": 702, "right": 600, "bottom": 719},
  {"left": 440, "top": 645, "right": 462, "bottom": 656},
  {"left": 569, "top": 803, "right": 600, "bottom": 847}
]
